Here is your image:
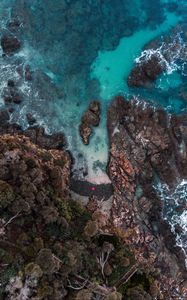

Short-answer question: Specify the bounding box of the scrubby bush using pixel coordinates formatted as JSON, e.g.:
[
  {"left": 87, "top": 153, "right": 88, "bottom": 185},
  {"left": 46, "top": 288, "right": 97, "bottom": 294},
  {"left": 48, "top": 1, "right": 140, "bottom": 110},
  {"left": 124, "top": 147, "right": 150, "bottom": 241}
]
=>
[{"left": 0, "top": 180, "right": 15, "bottom": 209}]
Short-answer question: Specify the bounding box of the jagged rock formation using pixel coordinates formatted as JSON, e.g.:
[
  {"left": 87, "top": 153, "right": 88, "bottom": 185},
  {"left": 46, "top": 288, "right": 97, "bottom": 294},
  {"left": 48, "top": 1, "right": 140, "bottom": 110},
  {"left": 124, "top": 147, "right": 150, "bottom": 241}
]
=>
[
  {"left": 127, "top": 54, "right": 164, "bottom": 87},
  {"left": 1, "top": 34, "right": 21, "bottom": 54},
  {"left": 79, "top": 101, "right": 101, "bottom": 145},
  {"left": 128, "top": 28, "right": 187, "bottom": 88},
  {"left": 107, "top": 96, "right": 187, "bottom": 299}
]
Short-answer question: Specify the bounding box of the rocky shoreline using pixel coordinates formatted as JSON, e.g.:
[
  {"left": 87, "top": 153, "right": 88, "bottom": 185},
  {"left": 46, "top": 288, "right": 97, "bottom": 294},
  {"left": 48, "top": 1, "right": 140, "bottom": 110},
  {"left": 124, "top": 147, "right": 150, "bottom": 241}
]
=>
[
  {"left": 107, "top": 96, "right": 187, "bottom": 298},
  {"left": 0, "top": 95, "right": 187, "bottom": 299}
]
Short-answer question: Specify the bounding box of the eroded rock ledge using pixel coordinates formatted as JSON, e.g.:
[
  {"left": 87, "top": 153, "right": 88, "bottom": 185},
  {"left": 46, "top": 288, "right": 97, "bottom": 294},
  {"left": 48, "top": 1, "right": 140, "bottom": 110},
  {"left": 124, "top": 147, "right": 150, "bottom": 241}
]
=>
[{"left": 107, "top": 96, "right": 187, "bottom": 299}]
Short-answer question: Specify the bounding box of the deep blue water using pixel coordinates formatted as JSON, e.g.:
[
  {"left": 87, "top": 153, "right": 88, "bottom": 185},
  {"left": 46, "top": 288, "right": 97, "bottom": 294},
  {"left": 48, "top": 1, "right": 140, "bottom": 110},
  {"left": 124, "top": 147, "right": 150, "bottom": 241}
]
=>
[{"left": 0, "top": 0, "right": 186, "bottom": 181}]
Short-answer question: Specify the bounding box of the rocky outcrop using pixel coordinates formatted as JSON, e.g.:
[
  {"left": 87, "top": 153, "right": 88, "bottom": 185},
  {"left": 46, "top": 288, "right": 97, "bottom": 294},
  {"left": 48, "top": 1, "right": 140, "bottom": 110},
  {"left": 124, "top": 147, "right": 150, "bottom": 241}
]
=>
[
  {"left": 128, "top": 28, "right": 187, "bottom": 88},
  {"left": 1, "top": 34, "right": 21, "bottom": 54},
  {"left": 79, "top": 101, "right": 101, "bottom": 145},
  {"left": 3, "top": 80, "right": 23, "bottom": 104},
  {"left": 107, "top": 96, "right": 187, "bottom": 299},
  {"left": 0, "top": 122, "right": 66, "bottom": 150},
  {"left": 127, "top": 54, "right": 164, "bottom": 87}
]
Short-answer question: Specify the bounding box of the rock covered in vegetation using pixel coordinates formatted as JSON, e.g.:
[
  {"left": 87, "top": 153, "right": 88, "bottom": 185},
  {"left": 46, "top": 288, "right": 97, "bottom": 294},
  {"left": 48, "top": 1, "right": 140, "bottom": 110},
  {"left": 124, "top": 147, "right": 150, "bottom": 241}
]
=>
[
  {"left": 1, "top": 34, "right": 21, "bottom": 54},
  {"left": 0, "top": 123, "right": 66, "bottom": 150},
  {"left": 127, "top": 54, "right": 164, "bottom": 87},
  {"left": 0, "top": 131, "right": 164, "bottom": 299}
]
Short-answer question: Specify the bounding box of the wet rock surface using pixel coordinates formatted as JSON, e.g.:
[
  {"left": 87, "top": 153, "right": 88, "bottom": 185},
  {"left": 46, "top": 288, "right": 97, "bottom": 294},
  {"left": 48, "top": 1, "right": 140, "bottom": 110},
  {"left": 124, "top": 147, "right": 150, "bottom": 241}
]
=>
[
  {"left": 79, "top": 101, "right": 101, "bottom": 145},
  {"left": 128, "top": 28, "right": 187, "bottom": 88},
  {"left": 0, "top": 109, "right": 10, "bottom": 125},
  {"left": 127, "top": 54, "right": 165, "bottom": 87},
  {"left": 0, "top": 122, "right": 66, "bottom": 150},
  {"left": 107, "top": 96, "right": 187, "bottom": 299},
  {"left": 1, "top": 34, "right": 21, "bottom": 54}
]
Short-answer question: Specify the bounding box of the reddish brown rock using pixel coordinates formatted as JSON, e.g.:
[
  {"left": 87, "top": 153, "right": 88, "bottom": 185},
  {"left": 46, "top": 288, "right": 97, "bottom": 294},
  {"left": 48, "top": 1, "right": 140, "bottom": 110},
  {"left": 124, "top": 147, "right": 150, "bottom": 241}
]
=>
[
  {"left": 79, "top": 101, "right": 101, "bottom": 145},
  {"left": 127, "top": 54, "right": 164, "bottom": 87},
  {"left": 107, "top": 96, "right": 187, "bottom": 298}
]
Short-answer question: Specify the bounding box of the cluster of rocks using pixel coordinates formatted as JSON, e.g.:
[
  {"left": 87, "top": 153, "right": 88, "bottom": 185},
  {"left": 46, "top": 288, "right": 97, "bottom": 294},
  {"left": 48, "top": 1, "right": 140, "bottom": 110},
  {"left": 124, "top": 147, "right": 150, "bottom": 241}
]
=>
[
  {"left": 127, "top": 54, "right": 164, "bottom": 87},
  {"left": 128, "top": 27, "right": 187, "bottom": 88},
  {"left": 107, "top": 96, "right": 187, "bottom": 299},
  {"left": 1, "top": 34, "right": 21, "bottom": 55},
  {"left": 0, "top": 119, "right": 66, "bottom": 150},
  {"left": 79, "top": 101, "right": 101, "bottom": 145}
]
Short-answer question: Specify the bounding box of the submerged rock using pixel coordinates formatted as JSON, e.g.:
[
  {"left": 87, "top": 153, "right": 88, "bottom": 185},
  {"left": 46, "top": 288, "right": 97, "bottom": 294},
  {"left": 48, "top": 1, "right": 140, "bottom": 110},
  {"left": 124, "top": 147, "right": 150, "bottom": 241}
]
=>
[
  {"left": 1, "top": 34, "right": 21, "bottom": 54},
  {"left": 79, "top": 101, "right": 101, "bottom": 145},
  {"left": 26, "top": 113, "right": 36, "bottom": 126},
  {"left": 0, "top": 123, "right": 66, "bottom": 150}
]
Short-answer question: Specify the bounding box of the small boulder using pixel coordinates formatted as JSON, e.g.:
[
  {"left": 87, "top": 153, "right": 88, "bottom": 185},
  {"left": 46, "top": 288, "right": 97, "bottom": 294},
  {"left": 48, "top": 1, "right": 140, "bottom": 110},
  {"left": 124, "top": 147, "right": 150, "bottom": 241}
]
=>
[
  {"left": 0, "top": 109, "right": 9, "bottom": 125},
  {"left": 26, "top": 113, "right": 36, "bottom": 125},
  {"left": 1, "top": 34, "right": 21, "bottom": 54},
  {"left": 79, "top": 101, "right": 101, "bottom": 145}
]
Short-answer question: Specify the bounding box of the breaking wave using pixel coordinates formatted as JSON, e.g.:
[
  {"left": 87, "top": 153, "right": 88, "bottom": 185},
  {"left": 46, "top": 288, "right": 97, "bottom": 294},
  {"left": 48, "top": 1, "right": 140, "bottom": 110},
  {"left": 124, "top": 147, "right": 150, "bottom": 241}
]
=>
[
  {"left": 155, "top": 180, "right": 187, "bottom": 265},
  {"left": 135, "top": 32, "right": 187, "bottom": 76}
]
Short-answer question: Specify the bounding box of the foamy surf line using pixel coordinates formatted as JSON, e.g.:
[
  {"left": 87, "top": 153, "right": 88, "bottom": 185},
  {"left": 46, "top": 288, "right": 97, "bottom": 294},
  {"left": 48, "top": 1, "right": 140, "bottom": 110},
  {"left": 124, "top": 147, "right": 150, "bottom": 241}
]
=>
[{"left": 155, "top": 180, "right": 187, "bottom": 265}]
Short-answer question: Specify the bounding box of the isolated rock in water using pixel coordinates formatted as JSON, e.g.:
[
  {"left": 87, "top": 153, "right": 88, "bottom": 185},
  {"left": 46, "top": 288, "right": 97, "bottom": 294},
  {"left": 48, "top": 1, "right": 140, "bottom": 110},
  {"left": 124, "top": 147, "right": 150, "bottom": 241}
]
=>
[
  {"left": 79, "top": 101, "right": 101, "bottom": 145},
  {"left": 7, "top": 18, "right": 21, "bottom": 32},
  {"left": 1, "top": 34, "right": 21, "bottom": 54},
  {"left": 0, "top": 109, "right": 9, "bottom": 125},
  {"left": 79, "top": 123, "right": 92, "bottom": 145},
  {"left": 127, "top": 54, "right": 165, "bottom": 87},
  {"left": 3, "top": 82, "right": 23, "bottom": 105},
  {"left": 26, "top": 113, "right": 36, "bottom": 125},
  {"left": 25, "top": 65, "right": 32, "bottom": 81}
]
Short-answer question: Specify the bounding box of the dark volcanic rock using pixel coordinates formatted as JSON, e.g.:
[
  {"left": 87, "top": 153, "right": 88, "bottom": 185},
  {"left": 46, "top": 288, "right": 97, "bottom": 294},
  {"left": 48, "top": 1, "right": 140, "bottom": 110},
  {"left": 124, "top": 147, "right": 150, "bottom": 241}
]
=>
[
  {"left": 107, "top": 96, "right": 187, "bottom": 298},
  {"left": 0, "top": 124, "right": 66, "bottom": 150},
  {"left": 1, "top": 34, "right": 21, "bottom": 54},
  {"left": 79, "top": 101, "right": 101, "bottom": 145},
  {"left": 26, "top": 113, "right": 36, "bottom": 125},
  {"left": 7, "top": 18, "right": 21, "bottom": 32},
  {"left": 25, "top": 65, "right": 32, "bottom": 81},
  {"left": 0, "top": 109, "right": 9, "bottom": 125},
  {"left": 127, "top": 54, "right": 165, "bottom": 87}
]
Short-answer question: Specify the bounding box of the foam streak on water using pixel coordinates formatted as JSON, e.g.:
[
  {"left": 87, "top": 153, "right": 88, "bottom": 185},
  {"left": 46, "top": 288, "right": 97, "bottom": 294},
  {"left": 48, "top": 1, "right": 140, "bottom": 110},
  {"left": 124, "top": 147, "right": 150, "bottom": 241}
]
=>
[
  {"left": 156, "top": 180, "right": 187, "bottom": 265},
  {"left": 90, "top": 12, "right": 181, "bottom": 100},
  {"left": 135, "top": 32, "right": 186, "bottom": 75}
]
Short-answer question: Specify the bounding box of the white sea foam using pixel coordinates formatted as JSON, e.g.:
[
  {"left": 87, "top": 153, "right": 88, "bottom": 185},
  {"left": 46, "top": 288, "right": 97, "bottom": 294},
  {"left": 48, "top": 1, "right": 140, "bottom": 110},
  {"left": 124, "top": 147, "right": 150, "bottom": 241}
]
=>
[
  {"left": 156, "top": 180, "right": 187, "bottom": 265},
  {"left": 135, "top": 32, "right": 186, "bottom": 76}
]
